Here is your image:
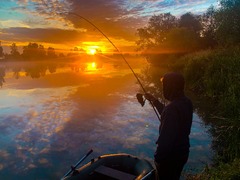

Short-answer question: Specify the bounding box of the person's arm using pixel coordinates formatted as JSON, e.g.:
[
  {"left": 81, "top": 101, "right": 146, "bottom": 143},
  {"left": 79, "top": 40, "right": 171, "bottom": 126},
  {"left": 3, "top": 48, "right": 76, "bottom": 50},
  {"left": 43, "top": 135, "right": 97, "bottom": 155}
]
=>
[
  {"left": 144, "top": 93, "right": 164, "bottom": 115},
  {"left": 152, "top": 99, "right": 164, "bottom": 115}
]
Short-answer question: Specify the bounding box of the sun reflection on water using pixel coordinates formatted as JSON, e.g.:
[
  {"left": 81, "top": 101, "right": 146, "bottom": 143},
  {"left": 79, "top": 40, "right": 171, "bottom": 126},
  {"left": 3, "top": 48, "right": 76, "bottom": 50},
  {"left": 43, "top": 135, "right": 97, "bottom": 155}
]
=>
[
  {"left": 86, "top": 62, "right": 97, "bottom": 71},
  {"left": 0, "top": 60, "right": 213, "bottom": 178}
]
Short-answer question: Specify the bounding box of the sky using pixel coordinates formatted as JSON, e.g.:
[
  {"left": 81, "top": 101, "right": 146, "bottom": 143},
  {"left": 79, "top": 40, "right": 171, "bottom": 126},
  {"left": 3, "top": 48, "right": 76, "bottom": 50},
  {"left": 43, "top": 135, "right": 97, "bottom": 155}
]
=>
[{"left": 0, "top": 0, "right": 218, "bottom": 54}]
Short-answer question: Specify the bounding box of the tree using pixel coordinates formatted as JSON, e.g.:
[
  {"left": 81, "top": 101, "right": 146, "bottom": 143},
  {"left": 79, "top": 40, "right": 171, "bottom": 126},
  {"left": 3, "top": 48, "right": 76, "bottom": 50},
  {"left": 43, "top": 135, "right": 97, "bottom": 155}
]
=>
[
  {"left": 179, "top": 13, "right": 202, "bottom": 36},
  {"left": 96, "top": 49, "right": 102, "bottom": 54},
  {"left": 38, "top": 44, "right": 46, "bottom": 57},
  {"left": 162, "top": 13, "right": 203, "bottom": 52},
  {"left": 47, "top": 47, "right": 56, "bottom": 58},
  {"left": 78, "top": 48, "right": 86, "bottom": 54},
  {"left": 22, "top": 43, "right": 39, "bottom": 59},
  {"left": 163, "top": 27, "right": 202, "bottom": 53},
  {"left": 22, "top": 43, "right": 46, "bottom": 59},
  {"left": 220, "top": 0, "right": 240, "bottom": 8},
  {"left": 59, "top": 53, "right": 65, "bottom": 57},
  {"left": 0, "top": 67, "right": 5, "bottom": 87},
  {"left": 201, "top": 6, "right": 218, "bottom": 48},
  {"left": 215, "top": 0, "right": 240, "bottom": 46},
  {"left": 136, "top": 12, "right": 204, "bottom": 65},
  {"left": 73, "top": 47, "right": 78, "bottom": 51},
  {"left": 10, "top": 43, "right": 20, "bottom": 58},
  {"left": 136, "top": 12, "right": 204, "bottom": 54},
  {"left": 136, "top": 13, "right": 178, "bottom": 52},
  {"left": 0, "top": 41, "right": 3, "bottom": 58}
]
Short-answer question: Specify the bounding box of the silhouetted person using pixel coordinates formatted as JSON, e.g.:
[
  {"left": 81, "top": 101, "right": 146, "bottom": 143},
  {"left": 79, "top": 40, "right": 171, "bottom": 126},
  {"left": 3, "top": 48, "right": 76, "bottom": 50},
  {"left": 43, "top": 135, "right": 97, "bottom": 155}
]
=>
[{"left": 145, "top": 72, "right": 193, "bottom": 180}]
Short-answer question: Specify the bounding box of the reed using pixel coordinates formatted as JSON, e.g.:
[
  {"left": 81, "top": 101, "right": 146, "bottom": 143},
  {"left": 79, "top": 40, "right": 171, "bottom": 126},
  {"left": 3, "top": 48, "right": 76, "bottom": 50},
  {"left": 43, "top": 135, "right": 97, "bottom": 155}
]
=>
[
  {"left": 186, "top": 158, "right": 240, "bottom": 180},
  {"left": 140, "top": 47, "right": 240, "bottom": 177},
  {"left": 179, "top": 47, "right": 240, "bottom": 118},
  {"left": 174, "top": 47, "right": 240, "bottom": 179}
]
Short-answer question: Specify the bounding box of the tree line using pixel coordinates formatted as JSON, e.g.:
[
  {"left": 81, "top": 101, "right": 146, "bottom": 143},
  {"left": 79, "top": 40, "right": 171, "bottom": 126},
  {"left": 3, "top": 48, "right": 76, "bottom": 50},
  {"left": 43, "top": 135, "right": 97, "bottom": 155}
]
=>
[
  {"left": 0, "top": 42, "right": 91, "bottom": 61},
  {"left": 136, "top": 0, "right": 240, "bottom": 64},
  {"left": 2, "top": 42, "right": 60, "bottom": 60}
]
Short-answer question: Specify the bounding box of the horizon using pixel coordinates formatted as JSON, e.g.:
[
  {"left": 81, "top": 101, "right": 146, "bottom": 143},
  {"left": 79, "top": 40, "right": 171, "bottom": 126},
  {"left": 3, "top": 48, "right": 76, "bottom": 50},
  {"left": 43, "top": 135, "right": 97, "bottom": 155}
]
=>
[{"left": 0, "top": 0, "right": 218, "bottom": 55}]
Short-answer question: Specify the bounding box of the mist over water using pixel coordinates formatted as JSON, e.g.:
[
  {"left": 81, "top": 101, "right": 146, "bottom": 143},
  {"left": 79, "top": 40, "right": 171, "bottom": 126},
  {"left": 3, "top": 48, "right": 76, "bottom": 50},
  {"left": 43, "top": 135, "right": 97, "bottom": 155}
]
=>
[{"left": 0, "top": 58, "right": 212, "bottom": 179}]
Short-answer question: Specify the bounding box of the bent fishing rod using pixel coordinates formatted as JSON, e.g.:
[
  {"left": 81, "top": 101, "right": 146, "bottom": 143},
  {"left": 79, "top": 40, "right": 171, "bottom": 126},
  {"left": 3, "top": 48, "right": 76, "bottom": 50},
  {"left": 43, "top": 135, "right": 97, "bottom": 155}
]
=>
[{"left": 67, "top": 12, "right": 161, "bottom": 120}]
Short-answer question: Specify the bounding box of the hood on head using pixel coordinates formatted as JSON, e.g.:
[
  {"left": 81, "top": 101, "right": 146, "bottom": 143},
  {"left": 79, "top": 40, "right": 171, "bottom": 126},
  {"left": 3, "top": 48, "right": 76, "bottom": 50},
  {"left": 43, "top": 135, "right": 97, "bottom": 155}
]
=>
[{"left": 162, "top": 72, "right": 185, "bottom": 101}]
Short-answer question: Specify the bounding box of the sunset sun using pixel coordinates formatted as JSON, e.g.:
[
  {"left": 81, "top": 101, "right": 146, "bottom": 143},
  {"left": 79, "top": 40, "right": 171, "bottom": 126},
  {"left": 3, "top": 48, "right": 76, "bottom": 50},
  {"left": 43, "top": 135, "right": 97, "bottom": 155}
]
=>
[
  {"left": 86, "top": 48, "right": 97, "bottom": 55},
  {"left": 89, "top": 49, "right": 96, "bottom": 55}
]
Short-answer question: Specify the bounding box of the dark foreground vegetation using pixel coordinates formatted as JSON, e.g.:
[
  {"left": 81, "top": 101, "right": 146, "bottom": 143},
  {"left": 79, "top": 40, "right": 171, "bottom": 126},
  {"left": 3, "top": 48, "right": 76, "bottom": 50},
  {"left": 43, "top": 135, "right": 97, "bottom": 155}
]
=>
[
  {"left": 136, "top": 0, "right": 240, "bottom": 179},
  {"left": 179, "top": 48, "right": 240, "bottom": 179}
]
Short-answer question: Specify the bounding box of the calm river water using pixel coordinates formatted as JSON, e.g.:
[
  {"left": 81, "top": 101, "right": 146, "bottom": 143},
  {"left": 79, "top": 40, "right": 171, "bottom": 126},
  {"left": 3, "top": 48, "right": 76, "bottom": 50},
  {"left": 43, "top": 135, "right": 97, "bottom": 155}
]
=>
[{"left": 0, "top": 57, "right": 212, "bottom": 179}]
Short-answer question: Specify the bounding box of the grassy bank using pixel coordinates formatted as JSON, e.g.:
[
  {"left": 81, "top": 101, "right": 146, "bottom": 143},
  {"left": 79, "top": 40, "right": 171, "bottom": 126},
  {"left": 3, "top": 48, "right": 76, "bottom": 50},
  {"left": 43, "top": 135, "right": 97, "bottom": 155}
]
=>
[
  {"left": 187, "top": 159, "right": 240, "bottom": 180},
  {"left": 173, "top": 47, "right": 240, "bottom": 179},
  {"left": 181, "top": 48, "right": 240, "bottom": 117},
  {"left": 138, "top": 47, "right": 240, "bottom": 179}
]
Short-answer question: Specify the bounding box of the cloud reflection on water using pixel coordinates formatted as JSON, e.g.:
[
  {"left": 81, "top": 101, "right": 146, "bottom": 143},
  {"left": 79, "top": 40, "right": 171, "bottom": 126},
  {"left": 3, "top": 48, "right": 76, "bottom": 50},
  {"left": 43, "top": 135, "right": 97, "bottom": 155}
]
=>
[
  {"left": 0, "top": 62, "right": 212, "bottom": 178},
  {"left": 0, "top": 86, "right": 78, "bottom": 174}
]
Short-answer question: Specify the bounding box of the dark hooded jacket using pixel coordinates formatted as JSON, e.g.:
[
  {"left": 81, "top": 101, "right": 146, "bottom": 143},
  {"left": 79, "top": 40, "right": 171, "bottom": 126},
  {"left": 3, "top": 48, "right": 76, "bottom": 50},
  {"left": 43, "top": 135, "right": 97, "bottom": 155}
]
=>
[{"left": 154, "top": 72, "right": 193, "bottom": 162}]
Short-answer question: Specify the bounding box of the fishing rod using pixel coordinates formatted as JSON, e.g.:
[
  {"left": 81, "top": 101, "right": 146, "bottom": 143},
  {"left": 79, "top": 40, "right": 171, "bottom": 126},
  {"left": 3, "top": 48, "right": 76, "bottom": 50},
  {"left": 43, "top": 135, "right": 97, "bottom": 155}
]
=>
[
  {"left": 68, "top": 12, "right": 161, "bottom": 120},
  {"left": 62, "top": 149, "right": 93, "bottom": 179}
]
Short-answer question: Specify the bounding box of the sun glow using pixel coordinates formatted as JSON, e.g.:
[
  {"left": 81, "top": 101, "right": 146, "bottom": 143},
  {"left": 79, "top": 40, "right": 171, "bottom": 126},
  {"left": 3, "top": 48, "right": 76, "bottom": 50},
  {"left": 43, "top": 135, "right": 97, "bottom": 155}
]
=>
[
  {"left": 87, "top": 62, "right": 97, "bottom": 71},
  {"left": 86, "top": 46, "right": 98, "bottom": 55},
  {"left": 89, "top": 49, "right": 96, "bottom": 55},
  {"left": 91, "top": 62, "right": 96, "bottom": 69}
]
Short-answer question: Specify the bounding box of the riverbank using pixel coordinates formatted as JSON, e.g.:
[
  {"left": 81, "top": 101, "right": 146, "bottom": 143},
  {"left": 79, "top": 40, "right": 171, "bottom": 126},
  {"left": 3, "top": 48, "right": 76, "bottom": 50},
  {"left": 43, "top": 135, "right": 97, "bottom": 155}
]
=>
[
  {"left": 139, "top": 46, "right": 240, "bottom": 179},
  {"left": 172, "top": 47, "right": 240, "bottom": 179}
]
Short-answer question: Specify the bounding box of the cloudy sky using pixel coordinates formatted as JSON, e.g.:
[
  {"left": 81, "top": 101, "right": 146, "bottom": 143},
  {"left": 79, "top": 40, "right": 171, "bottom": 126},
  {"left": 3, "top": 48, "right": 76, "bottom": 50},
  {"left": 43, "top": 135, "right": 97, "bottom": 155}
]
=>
[{"left": 0, "top": 0, "right": 218, "bottom": 54}]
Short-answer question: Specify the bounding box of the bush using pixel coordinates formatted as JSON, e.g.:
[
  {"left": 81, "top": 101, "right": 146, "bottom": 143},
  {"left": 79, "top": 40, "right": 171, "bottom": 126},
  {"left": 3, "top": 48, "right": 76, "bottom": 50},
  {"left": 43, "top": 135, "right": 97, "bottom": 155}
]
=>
[
  {"left": 180, "top": 47, "right": 240, "bottom": 118},
  {"left": 188, "top": 158, "right": 240, "bottom": 180}
]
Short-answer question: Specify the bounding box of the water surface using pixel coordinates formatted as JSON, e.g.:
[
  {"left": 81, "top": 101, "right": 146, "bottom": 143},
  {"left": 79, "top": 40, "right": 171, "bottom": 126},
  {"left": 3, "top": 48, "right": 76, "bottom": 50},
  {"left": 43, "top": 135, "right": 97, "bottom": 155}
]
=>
[{"left": 0, "top": 58, "right": 212, "bottom": 179}]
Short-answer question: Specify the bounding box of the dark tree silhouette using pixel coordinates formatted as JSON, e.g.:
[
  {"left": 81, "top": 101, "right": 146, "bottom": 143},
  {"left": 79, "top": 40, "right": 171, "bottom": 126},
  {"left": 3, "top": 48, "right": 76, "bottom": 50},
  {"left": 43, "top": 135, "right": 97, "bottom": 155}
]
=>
[
  {"left": 0, "top": 41, "right": 3, "bottom": 58},
  {"left": 0, "top": 67, "right": 5, "bottom": 87},
  {"left": 136, "top": 13, "right": 178, "bottom": 51},
  {"left": 179, "top": 12, "right": 202, "bottom": 35},
  {"left": 136, "top": 12, "right": 204, "bottom": 65},
  {"left": 215, "top": 0, "right": 240, "bottom": 46},
  {"left": 47, "top": 47, "right": 57, "bottom": 58},
  {"left": 10, "top": 43, "right": 20, "bottom": 58},
  {"left": 22, "top": 43, "right": 46, "bottom": 59},
  {"left": 201, "top": 6, "right": 218, "bottom": 48}
]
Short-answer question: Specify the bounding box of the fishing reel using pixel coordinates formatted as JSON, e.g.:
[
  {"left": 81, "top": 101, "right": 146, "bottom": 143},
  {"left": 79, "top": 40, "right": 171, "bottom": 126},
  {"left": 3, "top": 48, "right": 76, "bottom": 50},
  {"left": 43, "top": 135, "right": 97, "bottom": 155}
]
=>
[{"left": 136, "top": 93, "right": 146, "bottom": 107}]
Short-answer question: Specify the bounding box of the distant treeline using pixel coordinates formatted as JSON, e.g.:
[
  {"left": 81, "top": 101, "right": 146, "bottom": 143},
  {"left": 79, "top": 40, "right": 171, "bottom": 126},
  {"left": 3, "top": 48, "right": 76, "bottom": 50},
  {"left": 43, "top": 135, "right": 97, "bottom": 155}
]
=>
[
  {"left": 0, "top": 42, "right": 127, "bottom": 61},
  {"left": 0, "top": 42, "right": 92, "bottom": 61}
]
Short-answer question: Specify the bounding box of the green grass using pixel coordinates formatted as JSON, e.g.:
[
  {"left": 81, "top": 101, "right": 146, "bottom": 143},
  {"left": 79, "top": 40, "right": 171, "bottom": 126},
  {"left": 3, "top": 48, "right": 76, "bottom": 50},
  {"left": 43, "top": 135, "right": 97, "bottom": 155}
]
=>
[
  {"left": 143, "top": 47, "right": 240, "bottom": 178},
  {"left": 176, "top": 47, "right": 240, "bottom": 118},
  {"left": 172, "top": 47, "right": 240, "bottom": 179},
  {"left": 186, "top": 158, "right": 240, "bottom": 180}
]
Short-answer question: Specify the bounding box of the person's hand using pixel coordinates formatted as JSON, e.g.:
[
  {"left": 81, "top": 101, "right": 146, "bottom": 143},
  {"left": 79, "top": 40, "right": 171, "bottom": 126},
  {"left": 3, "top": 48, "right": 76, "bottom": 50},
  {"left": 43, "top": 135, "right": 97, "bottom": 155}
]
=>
[
  {"left": 144, "top": 93, "right": 157, "bottom": 102},
  {"left": 136, "top": 93, "right": 145, "bottom": 106}
]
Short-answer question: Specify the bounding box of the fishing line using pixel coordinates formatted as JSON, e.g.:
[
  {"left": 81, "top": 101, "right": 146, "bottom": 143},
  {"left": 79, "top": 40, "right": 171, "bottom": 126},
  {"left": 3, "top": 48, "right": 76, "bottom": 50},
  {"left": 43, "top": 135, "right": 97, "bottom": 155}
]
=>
[{"left": 68, "top": 12, "right": 161, "bottom": 120}]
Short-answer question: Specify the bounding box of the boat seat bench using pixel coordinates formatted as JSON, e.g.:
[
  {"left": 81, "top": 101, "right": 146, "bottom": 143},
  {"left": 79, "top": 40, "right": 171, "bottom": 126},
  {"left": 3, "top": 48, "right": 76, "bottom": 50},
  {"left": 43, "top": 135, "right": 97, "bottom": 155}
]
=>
[{"left": 94, "top": 165, "right": 136, "bottom": 180}]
